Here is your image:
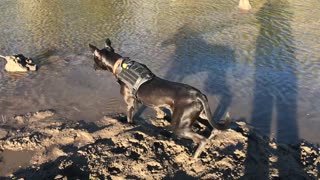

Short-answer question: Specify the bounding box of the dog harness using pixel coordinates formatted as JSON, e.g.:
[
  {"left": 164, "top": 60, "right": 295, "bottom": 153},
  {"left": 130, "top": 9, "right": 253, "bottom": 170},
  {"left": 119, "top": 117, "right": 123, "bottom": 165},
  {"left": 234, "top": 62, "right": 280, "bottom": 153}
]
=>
[{"left": 113, "top": 58, "right": 154, "bottom": 97}]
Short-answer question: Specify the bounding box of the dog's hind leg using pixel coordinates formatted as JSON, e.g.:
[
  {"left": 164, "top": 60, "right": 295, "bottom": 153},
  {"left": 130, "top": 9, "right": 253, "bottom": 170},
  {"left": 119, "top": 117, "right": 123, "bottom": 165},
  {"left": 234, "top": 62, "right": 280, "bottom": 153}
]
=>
[
  {"left": 176, "top": 128, "right": 208, "bottom": 158},
  {"left": 171, "top": 108, "right": 207, "bottom": 158}
]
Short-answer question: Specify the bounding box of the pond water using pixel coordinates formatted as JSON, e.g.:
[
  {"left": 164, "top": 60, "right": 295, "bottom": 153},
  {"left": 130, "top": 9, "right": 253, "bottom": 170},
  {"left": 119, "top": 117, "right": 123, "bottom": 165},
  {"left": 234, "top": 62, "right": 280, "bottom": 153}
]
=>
[{"left": 0, "top": 0, "right": 319, "bottom": 144}]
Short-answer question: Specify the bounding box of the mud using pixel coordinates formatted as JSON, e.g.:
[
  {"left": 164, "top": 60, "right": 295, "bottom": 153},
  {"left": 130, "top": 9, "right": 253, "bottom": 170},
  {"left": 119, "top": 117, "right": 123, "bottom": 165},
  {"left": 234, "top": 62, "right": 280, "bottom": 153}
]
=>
[{"left": 0, "top": 110, "right": 318, "bottom": 179}]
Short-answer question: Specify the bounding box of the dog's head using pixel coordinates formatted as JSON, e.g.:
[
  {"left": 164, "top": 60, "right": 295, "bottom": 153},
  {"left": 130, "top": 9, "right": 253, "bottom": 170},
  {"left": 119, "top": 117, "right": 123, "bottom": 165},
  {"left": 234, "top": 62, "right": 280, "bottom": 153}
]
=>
[{"left": 89, "top": 38, "right": 121, "bottom": 72}]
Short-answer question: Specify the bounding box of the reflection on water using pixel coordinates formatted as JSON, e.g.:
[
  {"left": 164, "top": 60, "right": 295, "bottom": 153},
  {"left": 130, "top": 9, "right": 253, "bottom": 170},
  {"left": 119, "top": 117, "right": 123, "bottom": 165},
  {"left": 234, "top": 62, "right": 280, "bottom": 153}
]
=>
[{"left": 0, "top": 0, "right": 319, "bottom": 143}]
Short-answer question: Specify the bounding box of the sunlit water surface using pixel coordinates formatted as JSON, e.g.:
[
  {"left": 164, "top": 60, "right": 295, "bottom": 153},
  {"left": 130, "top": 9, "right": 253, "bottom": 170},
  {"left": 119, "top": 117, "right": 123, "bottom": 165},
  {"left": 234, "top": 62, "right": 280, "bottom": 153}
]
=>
[{"left": 0, "top": 0, "right": 319, "bottom": 144}]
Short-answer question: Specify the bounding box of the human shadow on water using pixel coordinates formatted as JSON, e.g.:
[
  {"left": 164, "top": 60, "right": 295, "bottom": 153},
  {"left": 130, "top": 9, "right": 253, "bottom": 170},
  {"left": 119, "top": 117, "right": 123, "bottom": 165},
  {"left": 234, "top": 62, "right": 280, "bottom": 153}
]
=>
[
  {"left": 161, "top": 25, "right": 235, "bottom": 122},
  {"left": 243, "top": 1, "right": 301, "bottom": 179}
]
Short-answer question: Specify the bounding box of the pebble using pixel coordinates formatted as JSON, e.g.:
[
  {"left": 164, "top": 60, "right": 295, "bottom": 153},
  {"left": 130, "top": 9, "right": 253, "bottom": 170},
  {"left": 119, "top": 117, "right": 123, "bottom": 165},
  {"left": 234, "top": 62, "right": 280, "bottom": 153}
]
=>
[
  {"left": 54, "top": 174, "right": 64, "bottom": 179},
  {"left": 0, "top": 128, "right": 8, "bottom": 139}
]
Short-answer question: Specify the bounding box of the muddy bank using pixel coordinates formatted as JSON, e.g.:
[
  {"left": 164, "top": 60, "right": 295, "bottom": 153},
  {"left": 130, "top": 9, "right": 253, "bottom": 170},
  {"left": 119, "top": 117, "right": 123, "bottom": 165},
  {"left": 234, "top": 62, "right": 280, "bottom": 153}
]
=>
[{"left": 0, "top": 110, "right": 319, "bottom": 179}]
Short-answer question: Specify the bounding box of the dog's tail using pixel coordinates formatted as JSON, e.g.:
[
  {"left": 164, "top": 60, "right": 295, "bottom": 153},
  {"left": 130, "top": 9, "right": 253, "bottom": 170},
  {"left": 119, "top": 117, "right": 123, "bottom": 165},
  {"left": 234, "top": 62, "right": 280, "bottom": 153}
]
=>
[{"left": 197, "top": 94, "right": 231, "bottom": 130}]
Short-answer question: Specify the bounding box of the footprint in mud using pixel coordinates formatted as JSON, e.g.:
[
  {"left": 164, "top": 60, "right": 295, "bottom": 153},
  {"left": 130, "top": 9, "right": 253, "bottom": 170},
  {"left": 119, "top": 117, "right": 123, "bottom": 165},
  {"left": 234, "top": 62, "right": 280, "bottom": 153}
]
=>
[
  {"left": 128, "top": 151, "right": 140, "bottom": 160},
  {"left": 152, "top": 141, "right": 172, "bottom": 161},
  {"left": 130, "top": 140, "right": 148, "bottom": 151},
  {"left": 108, "top": 166, "right": 121, "bottom": 175},
  {"left": 110, "top": 146, "right": 127, "bottom": 154},
  {"left": 133, "top": 132, "right": 144, "bottom": 141},
  {"left": 147, "top": 161, "right": 163, "bottom": 173},
  {"left": 111, "top": 144, "right": 142, "bottom": 161},
  {"left": 153, "top": 141, "right": 165, "bottom": 153}
]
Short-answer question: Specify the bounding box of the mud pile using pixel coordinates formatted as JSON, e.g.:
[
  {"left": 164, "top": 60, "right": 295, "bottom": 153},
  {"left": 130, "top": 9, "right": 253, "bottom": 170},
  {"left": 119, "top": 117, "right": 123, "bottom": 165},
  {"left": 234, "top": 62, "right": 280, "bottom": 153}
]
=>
[{"left": 0, "top": 110, "right": 318, "bottom": 179}]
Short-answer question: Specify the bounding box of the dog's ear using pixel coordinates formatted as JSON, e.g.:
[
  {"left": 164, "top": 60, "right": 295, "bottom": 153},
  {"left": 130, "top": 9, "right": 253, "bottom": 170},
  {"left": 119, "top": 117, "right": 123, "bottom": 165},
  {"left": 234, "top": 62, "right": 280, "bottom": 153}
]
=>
[
  {"left": 89, "top": 44, "right": 102, "bottom": 59},
  {"left": 105, "top": 39, "right": 114, "bottom": 52},
  {"left": 89, "top": 44, "right": 98, "bottom": 53},
  {"left": 105, "top": 38, "right": 112, "bottom": 46}
]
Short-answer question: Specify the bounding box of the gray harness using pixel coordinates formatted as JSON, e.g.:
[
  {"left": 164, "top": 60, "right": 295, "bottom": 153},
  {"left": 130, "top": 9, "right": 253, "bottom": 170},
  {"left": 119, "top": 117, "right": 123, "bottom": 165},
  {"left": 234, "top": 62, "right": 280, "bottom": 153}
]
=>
[{"left": 114, "top": 58, "right": 154, "bottom": 98}]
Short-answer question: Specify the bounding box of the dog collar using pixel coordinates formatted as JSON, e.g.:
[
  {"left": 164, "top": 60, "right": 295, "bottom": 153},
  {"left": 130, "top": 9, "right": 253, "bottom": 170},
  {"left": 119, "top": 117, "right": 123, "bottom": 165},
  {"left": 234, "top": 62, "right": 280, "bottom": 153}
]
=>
[{"left": 112, "top": 58, "right": 123, "bottom": 75}]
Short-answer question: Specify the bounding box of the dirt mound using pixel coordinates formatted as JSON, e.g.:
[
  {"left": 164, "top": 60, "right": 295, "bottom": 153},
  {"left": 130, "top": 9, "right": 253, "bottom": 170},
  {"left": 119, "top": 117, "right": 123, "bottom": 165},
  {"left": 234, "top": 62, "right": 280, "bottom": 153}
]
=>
[{"left": 0, "top": 110, "right": 318, "bottom": 179}]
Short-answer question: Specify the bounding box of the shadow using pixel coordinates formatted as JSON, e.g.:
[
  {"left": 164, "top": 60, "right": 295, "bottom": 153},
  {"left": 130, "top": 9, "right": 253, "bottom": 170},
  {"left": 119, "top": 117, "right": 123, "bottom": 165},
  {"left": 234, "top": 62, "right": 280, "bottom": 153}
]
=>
[
  {"left": 244, "top": 1, "right": 299, "bottom": 178},
  {"left": 161, "top": 25, "right": 235, "bottom": 122},
  {"left": 163, "top": 170, "right": 196, "bottom": 180}
]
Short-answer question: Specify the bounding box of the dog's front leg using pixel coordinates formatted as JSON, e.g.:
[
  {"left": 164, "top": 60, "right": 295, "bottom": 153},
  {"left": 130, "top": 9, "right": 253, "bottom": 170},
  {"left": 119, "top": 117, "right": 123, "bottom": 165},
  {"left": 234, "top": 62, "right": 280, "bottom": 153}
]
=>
[
  {"left": 126, "top": 96, "right": 136, "bottom": 123},
  {"left": 120, "top": 84, "right": 137, "bottom": 123}
]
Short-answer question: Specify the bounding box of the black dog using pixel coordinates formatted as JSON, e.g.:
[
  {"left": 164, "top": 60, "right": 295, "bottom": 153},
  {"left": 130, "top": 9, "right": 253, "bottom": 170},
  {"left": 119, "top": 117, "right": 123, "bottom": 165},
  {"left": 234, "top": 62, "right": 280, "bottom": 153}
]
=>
[{"left": 89, "top": 39, "right": 231, "bottom": 158}]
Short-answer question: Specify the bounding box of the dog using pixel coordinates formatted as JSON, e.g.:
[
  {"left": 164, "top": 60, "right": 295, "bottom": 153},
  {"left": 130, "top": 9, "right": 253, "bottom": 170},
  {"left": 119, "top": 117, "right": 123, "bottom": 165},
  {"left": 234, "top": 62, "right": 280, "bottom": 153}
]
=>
[
  {"left": 0, "top": 54, "right": 37, "bottom": 72},
  {"left": 89, "top": 39, "right": 231, "bottom": 158}
]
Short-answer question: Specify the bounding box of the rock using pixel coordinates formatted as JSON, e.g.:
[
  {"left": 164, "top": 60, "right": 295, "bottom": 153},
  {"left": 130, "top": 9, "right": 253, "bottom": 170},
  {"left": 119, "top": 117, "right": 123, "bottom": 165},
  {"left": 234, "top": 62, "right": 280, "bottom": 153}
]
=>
[
  {"left": 234, "top": 149, "right": 246, "bottom": 159},
  {"left": 0, "top": 128, "right": 8, "bottom": 139},
  {"left": 1, "top": 54, "right": 37, "bottom": 72},
  {"left": 147, "top": 161, "right": 162, "bottom": 173},
  {"left": 48, "top": 147, "right": 67, "bottom": 160},
  {"left": 14, "top": 115, "right": 26, "bottom": 126},
  {"left": 269, "top": 155, "right": 278, "bottom": 163},
  {"left": 301, "top": 146, "right": 312, "bottom": 154},
  {"left": 14, "top": 110, "right": 55, "bottom": 124},
  {"left": 54, "top": 174, "right": 64, "bottom": 179}
]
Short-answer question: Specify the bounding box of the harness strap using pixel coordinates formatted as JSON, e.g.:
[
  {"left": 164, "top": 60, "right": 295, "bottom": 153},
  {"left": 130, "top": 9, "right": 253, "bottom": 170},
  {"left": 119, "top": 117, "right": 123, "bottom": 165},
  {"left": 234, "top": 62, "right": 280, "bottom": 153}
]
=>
[{"left": 112, "top": 58, "right": 154, "bottom": 99}]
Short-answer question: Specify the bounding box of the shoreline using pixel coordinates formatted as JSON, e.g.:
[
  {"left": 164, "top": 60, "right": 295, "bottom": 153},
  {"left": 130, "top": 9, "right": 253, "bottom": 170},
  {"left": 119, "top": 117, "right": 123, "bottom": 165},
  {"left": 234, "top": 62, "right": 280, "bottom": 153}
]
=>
[{"left": 0, "top": 110, "right": 319, "bottom": 179}]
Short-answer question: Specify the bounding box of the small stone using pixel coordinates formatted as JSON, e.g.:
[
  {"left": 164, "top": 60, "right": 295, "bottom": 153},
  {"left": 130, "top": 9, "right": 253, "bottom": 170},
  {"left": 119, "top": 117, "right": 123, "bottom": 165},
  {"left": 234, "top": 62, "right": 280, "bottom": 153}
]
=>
[
  {"left": 234, "top": 149, "right": 246, "bottom": 159},
  {"left": 301, "top": 146, "right": 312, "bottom": 154},
  {"left": 313, "top": 157, "right": 320, "bottom": 165},
  {"left": 54, "top": 174, "right": 64, "bottom": 179},
  {"left": 269, "top": 156, "right": 278, "bottom": 163},
  {"left": 0, "top": 128, "right": 8, "bottom": 139}
]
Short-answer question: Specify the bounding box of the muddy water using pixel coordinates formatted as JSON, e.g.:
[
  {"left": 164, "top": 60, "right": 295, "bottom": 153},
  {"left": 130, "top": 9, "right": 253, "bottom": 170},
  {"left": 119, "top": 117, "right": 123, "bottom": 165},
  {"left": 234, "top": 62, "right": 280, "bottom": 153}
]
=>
[
  {"left": 0, "top": 150, "right": 34, "bottom": 176},
  {"left": 0, "top": 0, "right": 319, "bottom": 144}
]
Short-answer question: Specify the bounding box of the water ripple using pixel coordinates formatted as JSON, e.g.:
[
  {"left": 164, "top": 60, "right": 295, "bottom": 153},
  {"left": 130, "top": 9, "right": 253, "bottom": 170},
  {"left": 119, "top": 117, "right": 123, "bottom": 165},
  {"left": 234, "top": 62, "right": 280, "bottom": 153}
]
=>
[{"left": 0, "top": 0, "right": 320, "bottom": 143}]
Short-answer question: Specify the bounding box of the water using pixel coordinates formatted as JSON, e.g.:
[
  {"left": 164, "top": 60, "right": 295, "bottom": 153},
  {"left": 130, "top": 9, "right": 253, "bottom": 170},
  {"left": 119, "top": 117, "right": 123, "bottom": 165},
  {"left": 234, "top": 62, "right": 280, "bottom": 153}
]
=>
[{"left": 0, "top": 0, "right": 319, "bottom": 144}]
